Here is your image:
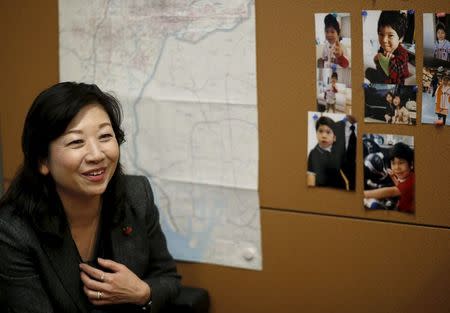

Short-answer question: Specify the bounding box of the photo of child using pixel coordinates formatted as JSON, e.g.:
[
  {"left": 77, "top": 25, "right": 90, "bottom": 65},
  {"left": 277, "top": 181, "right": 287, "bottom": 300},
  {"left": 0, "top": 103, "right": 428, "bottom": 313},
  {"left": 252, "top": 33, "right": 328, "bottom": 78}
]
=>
[
  {"left": 434, "top": 75, "right": 450, "bottom": 125},
  {"left": 315, "top": 13, "right": 352, "bottom": 113},
  {"left": 422, "top": 13, "right": 450, "bottom": 126},
  {"left": 423, "top": 13, "right": 450, "bottom": 67},
  {"left": 316, "top": 68, "right": 352, "bottom": 114},
  {"left": 316, "top": 13, "right": 351, "bottom": 69},
  {"left": 363, "top": 10, "right": 416, "bottom": 85},
  {"left": 434, "top": 22, "right": 450, "bottom": 62},
  {"left": 307, "top": 112, "right": 357, "bottom": 191},
  {"left": 364, "top": 84, "right": 417, "bottom": 125},
  {"left": 363, "top": 134, "right": 414, "bottom": 214},
  {"left": 324, "top": 72, "right": 338, "bottom": 113}
]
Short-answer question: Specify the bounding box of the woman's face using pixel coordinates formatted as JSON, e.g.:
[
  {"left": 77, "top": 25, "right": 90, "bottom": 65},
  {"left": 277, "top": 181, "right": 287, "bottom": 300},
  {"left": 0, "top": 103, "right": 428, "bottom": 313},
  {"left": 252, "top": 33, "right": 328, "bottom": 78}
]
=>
[
  {"left": 40, "top": 104, "right": 119, "bottom": 205},
  {"left": 325, "top": 27, "right": 339, "bottom": 44},
  {"left": 393, "top": 96, "right": 401, "bottom": 107},
  {"left": 386, "top": 94, "right": 393, "bottom": 103}
]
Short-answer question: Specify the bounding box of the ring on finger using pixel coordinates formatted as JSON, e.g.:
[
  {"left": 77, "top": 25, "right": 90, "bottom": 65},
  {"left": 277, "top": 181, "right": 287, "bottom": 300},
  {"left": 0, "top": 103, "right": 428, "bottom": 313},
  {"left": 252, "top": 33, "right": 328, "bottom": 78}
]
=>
[{"left": 97, "top": 291, "right": 103, "bottom": 300}]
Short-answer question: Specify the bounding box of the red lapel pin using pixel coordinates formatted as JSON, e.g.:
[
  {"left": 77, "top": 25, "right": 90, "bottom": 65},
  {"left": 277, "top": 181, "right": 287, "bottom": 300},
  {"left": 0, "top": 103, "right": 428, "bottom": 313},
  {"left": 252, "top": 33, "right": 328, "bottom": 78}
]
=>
[{"left": 122, "top": 226, "right": 133, "bottom": 236}]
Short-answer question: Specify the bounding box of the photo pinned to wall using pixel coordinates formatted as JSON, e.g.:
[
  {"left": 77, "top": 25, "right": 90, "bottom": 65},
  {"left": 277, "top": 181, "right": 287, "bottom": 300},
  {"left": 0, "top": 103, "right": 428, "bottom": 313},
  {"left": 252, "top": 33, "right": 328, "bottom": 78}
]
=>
[
  {"left": 315, "top": 13, "right": 352, "bottom": 114},
  {"left": 421, "top": 13, "right": 450, "bottom": 126},
  {"left": 363, "top": 134, "right": 414, "bottom": 214},
  {"left": 362, "top": 10, "right": 416, "bottom": 86},
  {"left": 307, "top": 112, "right": 357, "bottom": 191},
  {"left": 364, "top": 84, "right": 417, "bottom": 125}
]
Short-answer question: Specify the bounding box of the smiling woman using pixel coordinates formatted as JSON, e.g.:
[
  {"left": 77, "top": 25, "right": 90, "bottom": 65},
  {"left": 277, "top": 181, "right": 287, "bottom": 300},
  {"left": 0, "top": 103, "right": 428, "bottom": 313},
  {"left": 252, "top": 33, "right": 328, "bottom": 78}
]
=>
[
  {"left": 39, "top": 104, "right": 120, "bottom": 210},
  {"left": 0, "top": 82, "right": 180, "bottom": 312}
]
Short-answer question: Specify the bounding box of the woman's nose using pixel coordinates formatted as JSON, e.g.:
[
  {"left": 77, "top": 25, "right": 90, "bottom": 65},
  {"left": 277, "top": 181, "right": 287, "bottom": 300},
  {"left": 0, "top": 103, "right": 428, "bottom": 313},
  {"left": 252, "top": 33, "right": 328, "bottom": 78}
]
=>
[{"left": 85, "top": 141, "right": 105, "bottom": 163}]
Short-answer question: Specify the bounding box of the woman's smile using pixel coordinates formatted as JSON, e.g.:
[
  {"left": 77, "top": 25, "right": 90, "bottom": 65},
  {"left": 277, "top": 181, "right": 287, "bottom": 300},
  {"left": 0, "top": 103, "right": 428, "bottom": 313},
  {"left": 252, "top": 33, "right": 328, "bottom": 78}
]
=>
[{"left": 40, "top": 103, "right": 119, "bottom": 204}]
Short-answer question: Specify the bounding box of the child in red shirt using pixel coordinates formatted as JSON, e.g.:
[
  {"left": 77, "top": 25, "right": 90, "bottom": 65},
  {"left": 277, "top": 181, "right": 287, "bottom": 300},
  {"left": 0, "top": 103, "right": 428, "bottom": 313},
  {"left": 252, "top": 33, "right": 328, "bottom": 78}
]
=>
[
  {"left": 367, "top": 11, "right": 410, "bottom": 85},
  {"left": 364, "top": 142, "right": 414, "bottom": 213}
]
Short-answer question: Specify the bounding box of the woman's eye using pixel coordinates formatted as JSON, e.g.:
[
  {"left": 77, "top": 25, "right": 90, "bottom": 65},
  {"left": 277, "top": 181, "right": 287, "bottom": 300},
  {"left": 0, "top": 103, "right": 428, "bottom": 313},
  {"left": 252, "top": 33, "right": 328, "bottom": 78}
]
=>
[
  {"left": 68, "top": 139, "right": 83, "bottom": 146},
  {"left": 100, "top": 133, "right": 113, "bottom": 140}
]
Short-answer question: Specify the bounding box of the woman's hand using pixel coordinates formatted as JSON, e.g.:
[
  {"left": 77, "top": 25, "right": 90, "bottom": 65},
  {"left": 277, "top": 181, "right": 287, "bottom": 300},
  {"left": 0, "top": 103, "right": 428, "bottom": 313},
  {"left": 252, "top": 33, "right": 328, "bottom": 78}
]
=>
[{"left": 79, "top": 258, "right": 151, "bottom": 306}]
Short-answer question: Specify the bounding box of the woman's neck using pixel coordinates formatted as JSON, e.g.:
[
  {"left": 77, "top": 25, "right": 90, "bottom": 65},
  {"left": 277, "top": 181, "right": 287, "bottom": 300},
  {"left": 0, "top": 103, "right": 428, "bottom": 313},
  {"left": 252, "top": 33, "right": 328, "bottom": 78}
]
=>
[
  {"left": 60, "top": 195, "right": 102, "bottom": 262},
  {"left": 58, "top": 193, "right": 102, "bottom": 227}
]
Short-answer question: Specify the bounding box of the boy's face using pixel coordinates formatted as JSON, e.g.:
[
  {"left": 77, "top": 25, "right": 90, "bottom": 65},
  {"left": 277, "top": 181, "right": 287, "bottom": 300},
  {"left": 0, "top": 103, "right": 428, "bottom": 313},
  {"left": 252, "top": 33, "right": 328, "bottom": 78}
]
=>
[
  {"left": 437, "top": 29, "right": 446, "bottom": 41},
  {"left": 390, "top": 157, "right": 411, "bottom": 180},
  {"left": 316, "top": 124, "right": 335, "bottom": 149},
  {"left": 378, "top": 26, "right": 402, "bottom": 53},
  {"left": 325, "top": 27, "right": 338, "bottom": 44}
]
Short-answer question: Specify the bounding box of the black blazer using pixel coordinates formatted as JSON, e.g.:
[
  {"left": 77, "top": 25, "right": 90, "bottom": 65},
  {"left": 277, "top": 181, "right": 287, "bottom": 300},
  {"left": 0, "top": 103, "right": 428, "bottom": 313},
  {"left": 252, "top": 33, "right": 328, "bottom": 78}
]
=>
[
  {"left": 0, "top": 175, "right": 180, "bottom": 312},
  {"left": 333, "top": 119, "right": 356, "bottom": 191}
]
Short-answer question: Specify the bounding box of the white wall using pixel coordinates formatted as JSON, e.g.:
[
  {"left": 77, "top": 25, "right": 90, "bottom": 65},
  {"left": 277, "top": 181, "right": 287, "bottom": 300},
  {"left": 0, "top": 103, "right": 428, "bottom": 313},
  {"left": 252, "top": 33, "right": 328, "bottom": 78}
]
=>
[{"left": 423, "top": 13, "right": 435, "bottom": 58}]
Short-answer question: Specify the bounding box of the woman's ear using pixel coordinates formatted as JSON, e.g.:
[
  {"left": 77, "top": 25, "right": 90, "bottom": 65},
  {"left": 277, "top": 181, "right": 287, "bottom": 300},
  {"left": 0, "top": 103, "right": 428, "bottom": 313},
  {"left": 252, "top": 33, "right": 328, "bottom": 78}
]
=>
[{"left": 39, "top": 160, "right": 49, "bottom": 175}]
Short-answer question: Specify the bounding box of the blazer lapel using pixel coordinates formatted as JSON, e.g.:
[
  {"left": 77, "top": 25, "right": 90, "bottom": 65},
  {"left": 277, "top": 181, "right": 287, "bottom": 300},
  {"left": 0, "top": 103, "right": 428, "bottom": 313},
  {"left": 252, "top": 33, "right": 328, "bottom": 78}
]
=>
[
  {"left": 40, "top": 226, "right": 90, "bottom": 313},
  {"left": 110, "top": 216, "right": 139, "bottom": 272}
]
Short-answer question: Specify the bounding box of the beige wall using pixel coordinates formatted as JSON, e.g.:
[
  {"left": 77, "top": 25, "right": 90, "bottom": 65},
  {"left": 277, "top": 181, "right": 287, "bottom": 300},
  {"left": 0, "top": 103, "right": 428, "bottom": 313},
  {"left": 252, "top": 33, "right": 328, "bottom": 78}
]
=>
[
  {"left": 0, "top": 1, "right": 59, "bottom": 183},
  {"left": 1, "top": 1, "right": 449, "bottom": 312}
]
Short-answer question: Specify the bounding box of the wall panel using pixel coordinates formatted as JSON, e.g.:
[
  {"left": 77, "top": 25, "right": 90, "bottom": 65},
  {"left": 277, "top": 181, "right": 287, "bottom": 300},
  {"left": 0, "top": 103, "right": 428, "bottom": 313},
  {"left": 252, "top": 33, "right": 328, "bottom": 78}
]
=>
[
  {"left": 0, "top": 1, "right": 449, "bottom": 312},
  {"left": 256, "top": 0, "right": 450, "bottom": 226},
  {"left": 177, "top": 209, "right": 450, "bottom": 313}
]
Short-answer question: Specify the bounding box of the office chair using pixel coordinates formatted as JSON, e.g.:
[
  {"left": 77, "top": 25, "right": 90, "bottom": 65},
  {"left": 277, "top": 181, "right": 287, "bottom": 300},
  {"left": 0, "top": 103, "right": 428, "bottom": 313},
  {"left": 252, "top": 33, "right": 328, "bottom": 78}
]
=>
[{"left": 161, "top": 286, "right": 210, "bottom": 313}]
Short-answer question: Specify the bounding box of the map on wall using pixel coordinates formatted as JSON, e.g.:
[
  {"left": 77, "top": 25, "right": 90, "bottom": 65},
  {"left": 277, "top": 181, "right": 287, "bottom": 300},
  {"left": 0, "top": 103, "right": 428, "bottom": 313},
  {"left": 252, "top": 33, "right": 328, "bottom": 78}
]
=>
[{"left": 59, "top": 0, "right": 261, "bottom": 270}]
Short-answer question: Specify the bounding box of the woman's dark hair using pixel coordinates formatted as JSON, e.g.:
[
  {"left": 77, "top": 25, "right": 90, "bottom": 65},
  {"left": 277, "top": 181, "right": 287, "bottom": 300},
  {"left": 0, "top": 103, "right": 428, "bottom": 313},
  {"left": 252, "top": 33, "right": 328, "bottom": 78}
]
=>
[
  {"left": 0, "top": 82, "right": 127, "bottom": 234},
  {"left": 324, "top": 14, "right": 341, "bottom": 35},
  {"left": 390, "top": 142, "right": 414, "bottom": 167},
  {"left": 377, "top": 11, "right": 408, "bottom": 40}
]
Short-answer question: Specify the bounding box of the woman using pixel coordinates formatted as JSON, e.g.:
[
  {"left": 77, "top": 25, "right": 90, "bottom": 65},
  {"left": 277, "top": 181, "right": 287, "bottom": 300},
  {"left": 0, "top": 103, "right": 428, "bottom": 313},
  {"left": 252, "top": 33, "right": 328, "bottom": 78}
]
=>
[
  {"left": 0, "top": 82, "right": 180, "bottom": 312},
  {"left": 392, "top": 94, "right": 410, "bottom": 124},
  {"left": 383, "top": 91, "right": 395, "bottom": 123}
]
